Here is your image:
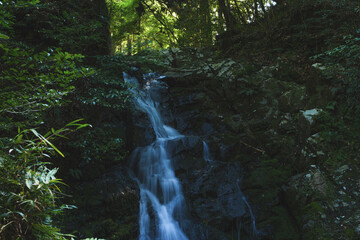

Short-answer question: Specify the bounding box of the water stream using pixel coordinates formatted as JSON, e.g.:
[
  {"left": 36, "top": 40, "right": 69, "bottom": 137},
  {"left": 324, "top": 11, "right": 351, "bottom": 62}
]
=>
[
  {"left": 125, "top": 73, "right": 188, "bottom": 240},
  {"left": 202, "top": 141, "right": 212, "bottom": 162},
  {"left": 125, "top": 72, "right": 258, "bottom": 240}
]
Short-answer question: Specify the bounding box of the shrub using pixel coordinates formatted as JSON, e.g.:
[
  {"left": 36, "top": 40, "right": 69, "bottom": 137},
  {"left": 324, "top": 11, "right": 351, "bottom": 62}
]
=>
[{"left": 0, "top": 120, "right": 89, "bottom": 240}]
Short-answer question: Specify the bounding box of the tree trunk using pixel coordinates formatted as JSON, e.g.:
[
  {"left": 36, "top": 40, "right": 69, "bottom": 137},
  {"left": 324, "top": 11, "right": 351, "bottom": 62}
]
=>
[
  {"left": 217, "top": 1, "right": 226, "bottom": 33},
  {"left": 218, "top": 0, "right": 233, "bottom": 31},
  {"left": 96, "top": 0, "right": 112, "bottom": 55},
  {"left": 127, "top": 35, "right": 132, "bottom": 56},
  {"left": 254, "top": 0, "right": 259, "bottom": 20},
  {"left": 200, "top": 0, "right": 212, "bottom": 46}
]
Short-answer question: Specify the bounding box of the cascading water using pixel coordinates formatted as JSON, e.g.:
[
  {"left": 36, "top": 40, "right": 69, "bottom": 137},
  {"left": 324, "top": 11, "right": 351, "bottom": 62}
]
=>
[
  {"left": 125, "top": 72, "right": 259, "bottom": 240},
  {"left": 125, "top": 73, "right": 188, "bottom": 240},
  {"left": 202, "top": 141, "right": 212, "bottom": 162}
]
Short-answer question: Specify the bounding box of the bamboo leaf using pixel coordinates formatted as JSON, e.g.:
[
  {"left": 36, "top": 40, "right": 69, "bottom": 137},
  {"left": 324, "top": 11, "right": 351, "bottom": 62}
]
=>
[
  {"left": 25, "top": 179, "right": 33, "bottom": 189},
  {"left": 30, "top": 129, "right": 65, "bottom": 157},
  {"left": 65, "top": 118, "right": 85, "bottom": 126}
]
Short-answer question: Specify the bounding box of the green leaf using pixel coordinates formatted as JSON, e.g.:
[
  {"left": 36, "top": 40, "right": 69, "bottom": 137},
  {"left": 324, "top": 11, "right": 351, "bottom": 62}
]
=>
[
  {"left": 45, "top": 168, "right": 58, "bottom": 184},
  {"left": 65, "top": 118, "right": 85, "bottom": 126},
  {"left": 25, "top": 178, "right": 33, "bottom": 189},
  {"left": 0, "top": 33, "right": 9, "bottom": 40},
  {"left": 30, "top": 129, "right": 65, "bottom": 157}
]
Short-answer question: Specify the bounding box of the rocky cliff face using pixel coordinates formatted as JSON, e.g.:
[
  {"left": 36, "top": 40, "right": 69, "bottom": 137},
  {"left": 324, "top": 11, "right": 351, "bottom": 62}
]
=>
[
  {"left": 56, "top": 45, "right": 360, "bottom": 239},
  {"left": 127, "top": 48, "right": 360, "bottom": 239}
]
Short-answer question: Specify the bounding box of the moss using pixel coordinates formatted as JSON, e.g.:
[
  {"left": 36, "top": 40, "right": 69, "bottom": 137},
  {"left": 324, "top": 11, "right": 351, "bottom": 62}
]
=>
[
  {"left": 345, "top": 228, "right": 356, "bottom": 239},
  {"left": 223, "top": 133, "right": 238, "bottom": 145},
  {"left": 303, "top": 201, "right": 325, "bottom": 215},
  {"left": 272, "top": 61, "right": 301, "bottom": 83},
  {"left": 245, "top": 157, "right": 291, "bottom": 188},
  {"left": 302, "top": 226, "right": 329, "bottom": 240},
  {"left": 258, "top": 206, "right": 300, "bottom": 240}
]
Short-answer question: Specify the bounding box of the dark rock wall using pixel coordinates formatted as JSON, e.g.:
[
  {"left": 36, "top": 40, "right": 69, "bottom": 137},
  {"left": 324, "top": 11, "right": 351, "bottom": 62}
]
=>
[{"left": 135, "top": 48, "right": 360, "bottom": 240}]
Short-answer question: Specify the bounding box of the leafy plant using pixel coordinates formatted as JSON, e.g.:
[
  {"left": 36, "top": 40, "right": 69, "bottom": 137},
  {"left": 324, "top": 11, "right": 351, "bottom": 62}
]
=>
[
  {"left": 35, "top": 2, "right": 107, "bottom": 54},
  {"left": 0, "top": 120, "right": 89, "bottom": 240},
  {"left": 0, "top": 42, "right": 93, "bottom": 129},
  {"left": 311, "top": 32, "right": 360, "bottom": 109},
  {"left": 66, "top": 126, "right": 127, "bottom": 180},
  {"left": 315, "top": 109, "right": 360, "bottom": 169}
]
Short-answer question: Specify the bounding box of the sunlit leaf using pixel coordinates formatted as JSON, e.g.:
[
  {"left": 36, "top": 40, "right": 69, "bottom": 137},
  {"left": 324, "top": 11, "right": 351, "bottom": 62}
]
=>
[
  {"left": 30, "top": 129, "right": 65, "bottom": 157},
  {"left": 0, "top": 33, "right": 9, "bottom": 39},
  {"left": 25, "top": 179, "right": 33, "bottom": 189}
]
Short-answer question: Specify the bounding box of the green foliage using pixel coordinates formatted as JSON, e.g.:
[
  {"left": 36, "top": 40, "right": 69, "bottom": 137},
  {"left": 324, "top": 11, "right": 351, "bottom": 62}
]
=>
[
  {"left": 0, "top": 0, "right": 95, "bottom": 133},
  {"left": 107, "top": 0, "right": 276, "bottom": 52},
  {"left": 34, "top": 1, "right": 108, "bottom": 54},
  {"left": 66, "top": 127, "right": 127, "bottom": 180},
  {"left": 108, "top": 0, "right": 179, "bottom": 53},
  {"left": 76, "top": 55, "right": 134, "bottom": 110},
  {"left": 0, "top": 33, "right": 9, "bottom": 39},
  {"left": 311, "top": 31, "right": 360, "bottom": 109},
  {"left": 0, "top": 121, "right": 89, "bottom": 240},
  {"left": 0, "top": 42, "right": 92, "bottom": 130},
  {"left": 315, "top": 110, "right": 360, "bottom": 169},
  {"left": 0, "top": 0, "right": 40, "bottom": 31},
  {"left": 74, "top": 52, "right": 166, "bottom": 111},
  {"left": 0, "top": 0, "right": 109, "bottom": 56},
  {"left": 0, "top": 2, "right": 104, "bottom": 239},
  {"left": 108, "top": 0, "right": 141, "bottom": 45}
]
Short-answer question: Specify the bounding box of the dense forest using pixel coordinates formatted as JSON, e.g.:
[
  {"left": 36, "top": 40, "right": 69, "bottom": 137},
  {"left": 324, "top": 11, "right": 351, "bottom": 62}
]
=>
[{"left": 1, "top": 0, "right": 360, "bottom": 239}]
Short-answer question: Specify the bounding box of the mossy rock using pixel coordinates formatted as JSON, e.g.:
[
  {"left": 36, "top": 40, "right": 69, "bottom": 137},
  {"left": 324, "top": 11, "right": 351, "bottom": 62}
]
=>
[
  {"left": 257, "top": 206, "right": 300, "bottom": 240},
  {"left": 245, "top": 158, "right": 291, "bottom": 189},
  {"left": 278, "top": 86, "right": 307, "bottom": 112}
]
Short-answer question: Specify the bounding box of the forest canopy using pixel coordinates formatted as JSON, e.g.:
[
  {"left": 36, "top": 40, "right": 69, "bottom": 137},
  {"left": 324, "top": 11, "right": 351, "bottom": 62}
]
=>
[{"left": 107, "top": 0, "right": 276, "bottom": 53}]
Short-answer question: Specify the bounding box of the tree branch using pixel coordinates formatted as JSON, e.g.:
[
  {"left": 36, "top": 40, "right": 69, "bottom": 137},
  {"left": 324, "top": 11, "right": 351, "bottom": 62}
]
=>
[{"left": 141, "top": 0, "right": 178, "bottom": 44}]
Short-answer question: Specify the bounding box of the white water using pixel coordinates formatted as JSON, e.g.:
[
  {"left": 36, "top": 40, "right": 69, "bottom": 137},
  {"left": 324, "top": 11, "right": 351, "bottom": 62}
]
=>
[
  {"left": 202, "top": 141, "right": 212, "bottom": 162},
  {"left": 242, "top": 196, "right": 257, "bottom": 236},
  {"left": 125, "top": 73, "right": 188, "bottom": 240}
]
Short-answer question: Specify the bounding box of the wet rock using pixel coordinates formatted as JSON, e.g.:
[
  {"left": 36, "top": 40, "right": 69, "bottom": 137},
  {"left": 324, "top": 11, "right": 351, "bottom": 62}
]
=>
[
  {"left": 278, "top": 86, "right": 306, "bottom": 112},
  {"left": 182, "top": 219, "right": 228, "bottom": 240},
  {"left": 301, "top": 108, "right": 321, "bottom": 125},
  {"left": 148, "top": 78, "right": 168, "bottom": 99},
  {"left": 298, "top": 109, "right": 323, "bottom": 144},
  {"left": 261, "top": 78, "right": 291, "bottom": 98},
  {"left": 175, "top": 110, "right": 201, "bottom": 133},
  {"left": 336, "top": 165, "right": 350, "bottom": 173},
  {"left": 218, "top": 187, "right": 246, "bottom": 218},
  {"left": 132, "top": 110, "right": 156, "bottom": 146},
  {"left": 355, "top": 225, "right": 360, "bottom": 235},
  {"left": 224, "top": 114, "right": 243, "bottom": 132},
  {"left": 165, "top": 136, "right": 206, "bottom": 171},
  {"left": 278, "top": 113, "right": 296, "bottom": 134},
  {"left": 176, "top": 92, "right": 205, "bottom": 106},
  {"left": 180, "top": 162, "right": 249, "bottom": 234}
]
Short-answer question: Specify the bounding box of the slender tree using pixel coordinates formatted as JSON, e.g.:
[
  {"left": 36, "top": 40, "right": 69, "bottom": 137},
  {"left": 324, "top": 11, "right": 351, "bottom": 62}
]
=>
[
  {"left": 218, "top": 0, "right": 233, "bottom": 31},
  {"left": 200, "top": 0, "right": 213, "bottom": 46}
]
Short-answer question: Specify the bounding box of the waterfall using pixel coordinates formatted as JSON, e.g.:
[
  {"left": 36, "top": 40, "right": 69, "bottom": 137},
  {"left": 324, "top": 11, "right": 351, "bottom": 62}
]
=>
[
  {"left": 202, "top": 141, "right": 212, "bottom": 162},
  {"left": 125, "top": 73, "right": 188, "bottom": 240},
  {"left": 236, "top": 179, "right": 257, "bottom": 238},
  {"left": 242, "top": 196, "right": 257, "bottom": 236}
]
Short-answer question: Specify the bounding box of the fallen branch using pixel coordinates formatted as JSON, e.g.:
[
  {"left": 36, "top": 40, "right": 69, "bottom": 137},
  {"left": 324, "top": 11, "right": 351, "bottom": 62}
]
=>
[{"left": 240, "top": 140, "right": 265, "bottom": 153}]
